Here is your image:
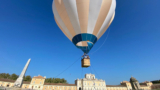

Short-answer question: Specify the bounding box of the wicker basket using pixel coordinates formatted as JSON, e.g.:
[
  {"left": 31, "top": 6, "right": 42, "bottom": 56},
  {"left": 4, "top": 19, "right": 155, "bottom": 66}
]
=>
[{"left": 81, "top": 58, "right": 90, "bottom": 67}]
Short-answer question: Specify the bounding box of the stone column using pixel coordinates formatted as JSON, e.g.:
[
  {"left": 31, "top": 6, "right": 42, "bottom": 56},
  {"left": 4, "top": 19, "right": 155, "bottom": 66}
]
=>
[{"left": 14, "top": 58, "right": 31, "bottom": 88}]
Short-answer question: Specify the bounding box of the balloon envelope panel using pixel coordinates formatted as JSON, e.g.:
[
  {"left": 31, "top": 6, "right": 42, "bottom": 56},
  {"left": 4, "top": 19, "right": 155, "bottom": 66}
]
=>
[{"left": 52, "top": 0, "right": 116, "bottom": 54}]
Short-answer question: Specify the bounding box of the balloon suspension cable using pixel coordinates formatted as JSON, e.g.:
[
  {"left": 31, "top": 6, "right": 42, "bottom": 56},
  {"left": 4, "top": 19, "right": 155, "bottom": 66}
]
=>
[
  {"left": 90, "top": 28, "right": 111, "bottom": 55},
  {"left": 87, "top": 28, "right": 111, "bottom": 78},
  {"left": 91, "top": 65, "right": 101, "bottom": 79},
  {"left": 54, "top": 56, "right": 81, "bottom": 78}
]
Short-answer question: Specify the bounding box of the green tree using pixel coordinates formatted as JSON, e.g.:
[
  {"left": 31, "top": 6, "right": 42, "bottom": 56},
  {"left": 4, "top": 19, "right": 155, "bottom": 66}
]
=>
[
  {"left": 48, "top": 78, "right": 52, "bottom": 83},
  {"left": 45, "top": 78, "right": 68, "bottom": 83},
  {"left": 0, "top": 73, "right": 6, "bottom": 79},
  {"left": 6, "top": 73, "right": 10, "bottom": 79},
  {"left": 11, "top": 73, "right": 18, "bottom": 80},
  {"left": 55, "top": 78, "right": 61, "bottom": 83},
  {"left": 24, "top": 75, "right": 31, "bottom": 81},
  {"left": 0, "top": 73, "right": 68, "bottom": 84},
  {"left": 0, "top": 73, "right": 11, "bottom": 79},
  {"left": 61, "top": 78, "right": 67, "bottom": 83},
  {"left": 45, "top": 78, "right": 52, "bottom": 83},
  {"left": 52, "top": 78, "right": 55, "bottom": 83},
  {"left": 45, "top": 78, "right": 48, "bottom": 83},
  {"left": 23, "top": 76, "right": 26, "bottom": 81}
]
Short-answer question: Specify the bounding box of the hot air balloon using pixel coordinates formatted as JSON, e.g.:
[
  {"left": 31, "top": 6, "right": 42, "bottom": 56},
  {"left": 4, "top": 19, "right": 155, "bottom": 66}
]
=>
[{"left": 52, "top": 0, "right": 116, "bottom": 67}]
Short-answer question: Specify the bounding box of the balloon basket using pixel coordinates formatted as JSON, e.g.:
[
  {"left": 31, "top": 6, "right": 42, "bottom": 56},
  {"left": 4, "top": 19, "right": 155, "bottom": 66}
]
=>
[{"left": 81, "top": 58, "right": 90, "bottom": 68}]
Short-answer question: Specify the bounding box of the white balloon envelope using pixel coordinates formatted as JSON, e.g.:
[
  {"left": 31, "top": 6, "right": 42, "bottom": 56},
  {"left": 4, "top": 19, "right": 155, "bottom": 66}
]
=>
[{"left": 52, "top": 0, "right": 116, "bottom": 54}]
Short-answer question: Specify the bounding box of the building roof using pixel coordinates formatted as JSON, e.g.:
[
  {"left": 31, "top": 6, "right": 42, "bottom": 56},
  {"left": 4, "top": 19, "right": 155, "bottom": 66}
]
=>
[
  {"left": 0, "top": 79, "right": 30, "bottom": 84},
  {"left": 140, "top": 83, "right": 147, "bottom": 85},
  {"left": 140, "top": 85, "right": 147, "bottom": 87},
  {"left": 44, "top": 83, "right": 76, "bottom": 86},
  {"left": 121, "top": 81, "right": 130, "bottom": 83},
  {"left": 152, "top": 84, "right": 160, "bottom": 86},
  {"left": 143, "top": 81, "right": 151, "bottom": 83},
  {"left": 33, "top": 75, "right": 45, "bottom": 79},
  {"left": 23, "top": 82, "right": 30, "bottom": 84},
  {"left": 106, "top": 85, "right": 126, "bottom": 87},
  {"left": 0, "top": 79, "right": 15, "bottom": 83}
]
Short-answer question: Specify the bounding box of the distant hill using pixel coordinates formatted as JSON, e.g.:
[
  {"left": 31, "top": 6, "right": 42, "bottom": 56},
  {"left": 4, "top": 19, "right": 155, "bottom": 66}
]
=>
[{"left": 151, "top": 80, "right": 160, "bottom": 84}]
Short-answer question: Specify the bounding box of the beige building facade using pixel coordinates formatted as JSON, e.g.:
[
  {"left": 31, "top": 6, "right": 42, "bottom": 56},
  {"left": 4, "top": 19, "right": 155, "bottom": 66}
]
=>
[
  {"left": 0, "top": 74, "right": 160, "bottom": 90},
  {"left": 29, "top": 75, "right": 46, "bottom": 89},
  {"left": 76, "top": 74, "right": 106, "bottom": 90}
]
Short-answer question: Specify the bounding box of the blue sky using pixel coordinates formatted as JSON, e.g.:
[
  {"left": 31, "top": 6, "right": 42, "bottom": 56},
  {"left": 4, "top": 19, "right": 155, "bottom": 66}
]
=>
[{"left": 0, "top": 0, "right": 160, "bottom": 85}]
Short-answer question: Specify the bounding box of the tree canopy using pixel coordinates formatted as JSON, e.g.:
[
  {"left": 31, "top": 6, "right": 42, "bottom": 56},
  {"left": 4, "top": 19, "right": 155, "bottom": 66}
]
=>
[
  {"left": 0, "top": 73, "right": 68, "bottom": 83},
  {"left": 151, "top": 80, "right": 160, "bottom": 84},
  {"left": 45, "top": 78, "right": 67, "bottom": 83},
  {"left": 23, "top": 75, "right": 32, "bottom": 81}
]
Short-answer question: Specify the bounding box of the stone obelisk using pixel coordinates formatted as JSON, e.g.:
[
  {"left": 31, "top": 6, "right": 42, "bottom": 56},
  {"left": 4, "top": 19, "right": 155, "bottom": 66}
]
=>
[{"left": 14, "top": 58, "right": 31, "bottom": 88}]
